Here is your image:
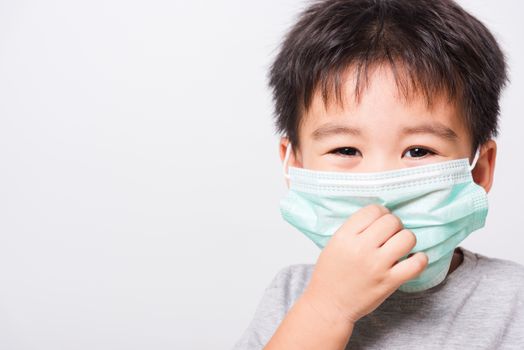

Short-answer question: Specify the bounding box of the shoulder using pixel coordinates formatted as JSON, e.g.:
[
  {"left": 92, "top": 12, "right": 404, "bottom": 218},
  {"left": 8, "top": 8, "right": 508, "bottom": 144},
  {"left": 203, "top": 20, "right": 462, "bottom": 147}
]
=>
[
  {"left": 245, "top": 263, "right": 315, "bottom": 320},
  {"left": 269, "top": 263, "right": 315, "bottom": 289},
  {"left": 471, "top": 249, "right": 524, "bottom": 279},
  {"left": 465, "top": 250, "right": 524, "bottom": 346},
  {"left": 231, "top": 264, "right": 315, "bottom": 350},
  {"left": 465, "top": 247, "right": 524, "bottom": 293},
  {"left": 266, "top": 263, "right": 315, "bottom": 307}
]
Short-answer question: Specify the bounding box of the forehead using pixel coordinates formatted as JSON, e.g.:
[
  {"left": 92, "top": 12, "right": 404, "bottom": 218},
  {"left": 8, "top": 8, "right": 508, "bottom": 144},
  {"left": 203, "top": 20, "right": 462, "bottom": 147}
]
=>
[{"left": 299, "top": 64, "right": 469, "bottom": 141}]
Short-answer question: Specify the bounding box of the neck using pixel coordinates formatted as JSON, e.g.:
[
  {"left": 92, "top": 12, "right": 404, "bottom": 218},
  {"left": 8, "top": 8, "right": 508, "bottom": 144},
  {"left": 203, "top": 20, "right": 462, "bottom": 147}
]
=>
[{"left": 447, "top": 247, "right": 464, "bottom": 276}]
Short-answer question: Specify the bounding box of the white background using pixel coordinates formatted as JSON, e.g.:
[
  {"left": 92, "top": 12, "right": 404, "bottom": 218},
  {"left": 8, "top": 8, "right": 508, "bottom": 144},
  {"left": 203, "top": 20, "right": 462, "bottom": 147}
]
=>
[{"left": 0, "top": 0, "right": 522, "bottom": 349}]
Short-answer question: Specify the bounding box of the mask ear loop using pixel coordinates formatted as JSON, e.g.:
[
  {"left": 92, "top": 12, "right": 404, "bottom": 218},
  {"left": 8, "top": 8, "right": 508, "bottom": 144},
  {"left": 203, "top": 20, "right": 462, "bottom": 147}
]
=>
[
  {"left": 469, "top": 148, "right": 481, "bottom": 171},
  {"left": 283, "top": 142, "right": 292, "bottom": 180}
]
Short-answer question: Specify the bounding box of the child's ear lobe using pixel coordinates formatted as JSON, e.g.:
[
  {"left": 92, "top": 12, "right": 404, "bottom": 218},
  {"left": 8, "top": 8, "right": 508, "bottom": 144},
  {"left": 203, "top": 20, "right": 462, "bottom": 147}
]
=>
[{"left": 472, "top": 140, "right": 497, "bottom": 193}]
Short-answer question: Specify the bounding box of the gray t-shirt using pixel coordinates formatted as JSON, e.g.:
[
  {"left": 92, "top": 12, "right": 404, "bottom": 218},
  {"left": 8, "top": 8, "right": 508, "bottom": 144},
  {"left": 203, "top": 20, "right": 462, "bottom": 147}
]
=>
[{"left": 233, "top": 247, "right": 524, "bottom": 349}]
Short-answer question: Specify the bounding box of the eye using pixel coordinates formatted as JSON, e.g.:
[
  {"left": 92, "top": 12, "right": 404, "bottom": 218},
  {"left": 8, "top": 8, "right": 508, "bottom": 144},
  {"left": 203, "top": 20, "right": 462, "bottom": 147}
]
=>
[
  {"left": 403, "top": 147, "right": 436, "bottom": 159},
  {"left": 330, "top": 147, "right": 362, "bottom": 157}
]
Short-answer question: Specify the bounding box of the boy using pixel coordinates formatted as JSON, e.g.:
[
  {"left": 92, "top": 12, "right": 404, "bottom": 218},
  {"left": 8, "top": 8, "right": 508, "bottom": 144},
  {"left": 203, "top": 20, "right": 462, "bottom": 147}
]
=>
[{"left": 234, "top": 0, "right": 524, "bottom": 349}]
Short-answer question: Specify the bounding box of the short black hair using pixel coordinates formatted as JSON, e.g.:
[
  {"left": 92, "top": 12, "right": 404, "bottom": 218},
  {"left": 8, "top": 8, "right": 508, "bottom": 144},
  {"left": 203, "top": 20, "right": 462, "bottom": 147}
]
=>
[{"left": 268, "top": 0, "right": 509, "bottom": 153}]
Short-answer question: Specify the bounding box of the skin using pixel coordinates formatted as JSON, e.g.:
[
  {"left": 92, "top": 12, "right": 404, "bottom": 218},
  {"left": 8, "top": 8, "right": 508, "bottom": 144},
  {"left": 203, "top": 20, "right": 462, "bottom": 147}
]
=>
[{"left": 264, "top": 65, "right": 497, "bottom": 350}]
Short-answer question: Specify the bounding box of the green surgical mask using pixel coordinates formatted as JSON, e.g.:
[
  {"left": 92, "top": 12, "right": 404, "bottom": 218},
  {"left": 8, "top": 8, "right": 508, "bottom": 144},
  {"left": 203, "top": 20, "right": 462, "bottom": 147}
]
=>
[{"left": 279, "top": 143, "right": 488, "bottom": 293}]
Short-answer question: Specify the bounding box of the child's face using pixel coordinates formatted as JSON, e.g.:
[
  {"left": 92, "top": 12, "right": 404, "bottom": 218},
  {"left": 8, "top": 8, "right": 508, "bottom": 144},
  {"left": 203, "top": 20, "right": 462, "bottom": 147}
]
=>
[{"left": 280, "top": 65, "right": 497, "bottom": 192}]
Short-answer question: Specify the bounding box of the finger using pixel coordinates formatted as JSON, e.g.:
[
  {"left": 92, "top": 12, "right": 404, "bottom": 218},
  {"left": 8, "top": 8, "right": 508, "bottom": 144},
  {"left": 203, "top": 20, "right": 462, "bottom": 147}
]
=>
[
  {"left": 333, "top": 204, "right": 390, "bottom": 239},
  {"left": 380, "top": 229, "right": 417, "bottom": 266},
  {"left": 361, "top": 213, "right": 403, "bottom": 247},
  {"left": 388, "top": 252, "right": 428, "bottom": 284}
]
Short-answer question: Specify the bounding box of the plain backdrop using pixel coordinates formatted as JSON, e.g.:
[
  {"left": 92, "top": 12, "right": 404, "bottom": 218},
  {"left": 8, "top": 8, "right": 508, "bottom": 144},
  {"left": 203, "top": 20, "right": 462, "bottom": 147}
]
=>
[{"left": 0, "top": 0, "right": 522, "bottom": 349}]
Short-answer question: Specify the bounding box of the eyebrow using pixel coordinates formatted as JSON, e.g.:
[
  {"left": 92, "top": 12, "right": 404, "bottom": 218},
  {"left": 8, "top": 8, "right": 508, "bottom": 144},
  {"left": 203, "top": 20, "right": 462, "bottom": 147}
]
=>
[
  {"left": 311, "top": 123, "right": 361, "bottom": 140},
  {"left": 311, "top": 122, "right": 459, "bottom": 141},
  {"left": 402, "top": 123, "right": 458, "bottom": 141}
]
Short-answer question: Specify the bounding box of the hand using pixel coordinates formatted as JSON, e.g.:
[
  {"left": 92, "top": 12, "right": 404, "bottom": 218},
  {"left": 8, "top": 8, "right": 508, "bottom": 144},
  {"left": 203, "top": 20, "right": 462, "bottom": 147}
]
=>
[{"left": 302, "top": 204, "right": 428, "bottom": 326}]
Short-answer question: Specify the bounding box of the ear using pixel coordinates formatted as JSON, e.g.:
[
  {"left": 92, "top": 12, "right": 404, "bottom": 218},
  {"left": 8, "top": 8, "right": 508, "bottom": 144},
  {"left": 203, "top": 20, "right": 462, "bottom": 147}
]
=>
[
  {"left": 471, "top": 139, "right": 497, "bottom": 193},
  {"left": 279, "top": 137, "right": 302, "bottom": 188},
  {"left": 279, "top": 137, "right": 303, "bottom": 164}
]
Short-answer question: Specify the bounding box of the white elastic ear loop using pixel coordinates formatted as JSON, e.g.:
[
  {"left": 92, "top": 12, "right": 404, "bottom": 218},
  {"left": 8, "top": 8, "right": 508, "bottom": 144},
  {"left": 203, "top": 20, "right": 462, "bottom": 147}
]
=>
[
  {"left": 469, "top": 148, "right": 481, "bottom": 171},
  {"left": 283, "top": 142, "right": 292, "bottom": 180}
]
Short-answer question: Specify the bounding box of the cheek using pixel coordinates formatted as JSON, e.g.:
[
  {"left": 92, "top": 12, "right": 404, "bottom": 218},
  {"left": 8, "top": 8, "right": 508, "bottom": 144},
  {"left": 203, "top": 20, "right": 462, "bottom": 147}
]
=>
[
  {"left": 299, "top": 148, "right": 331, "bottom": 171},
  {"left": 300, "top": 153, "right": 322, "bottom": 170}
]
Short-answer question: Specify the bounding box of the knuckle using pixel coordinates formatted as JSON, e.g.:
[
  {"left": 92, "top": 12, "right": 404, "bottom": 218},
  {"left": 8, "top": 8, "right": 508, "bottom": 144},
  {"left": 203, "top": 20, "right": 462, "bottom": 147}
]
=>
[
  {"left": 384, "top": 213, "right": 402, "bottom": 229},
  {"left": 364, "top": 204, "right": 388, "bottom": 218},
  {"left": 332, "top": 227, "right": 352, "bottom": 244},
  {"left": 411, "top": 255, "right": 425, "bottom": 273},
  {"left": 408, "top": 230, "right": 417, "bottom": 247},
  {"left": 402, "top": 229, "right": 417, "bottom": 247},
  {"left": 416, "top": 253, "right": 429, "bottom": 269}
]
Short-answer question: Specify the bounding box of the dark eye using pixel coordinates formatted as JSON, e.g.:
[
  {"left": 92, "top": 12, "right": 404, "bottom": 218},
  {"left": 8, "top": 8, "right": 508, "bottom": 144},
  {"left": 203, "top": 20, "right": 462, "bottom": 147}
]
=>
[
  {"left": 331, "top": 147, "right": 361, "bottom": 157},
  {"left": 403, "top": 147, "right": 435, "bottom": 158}
]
